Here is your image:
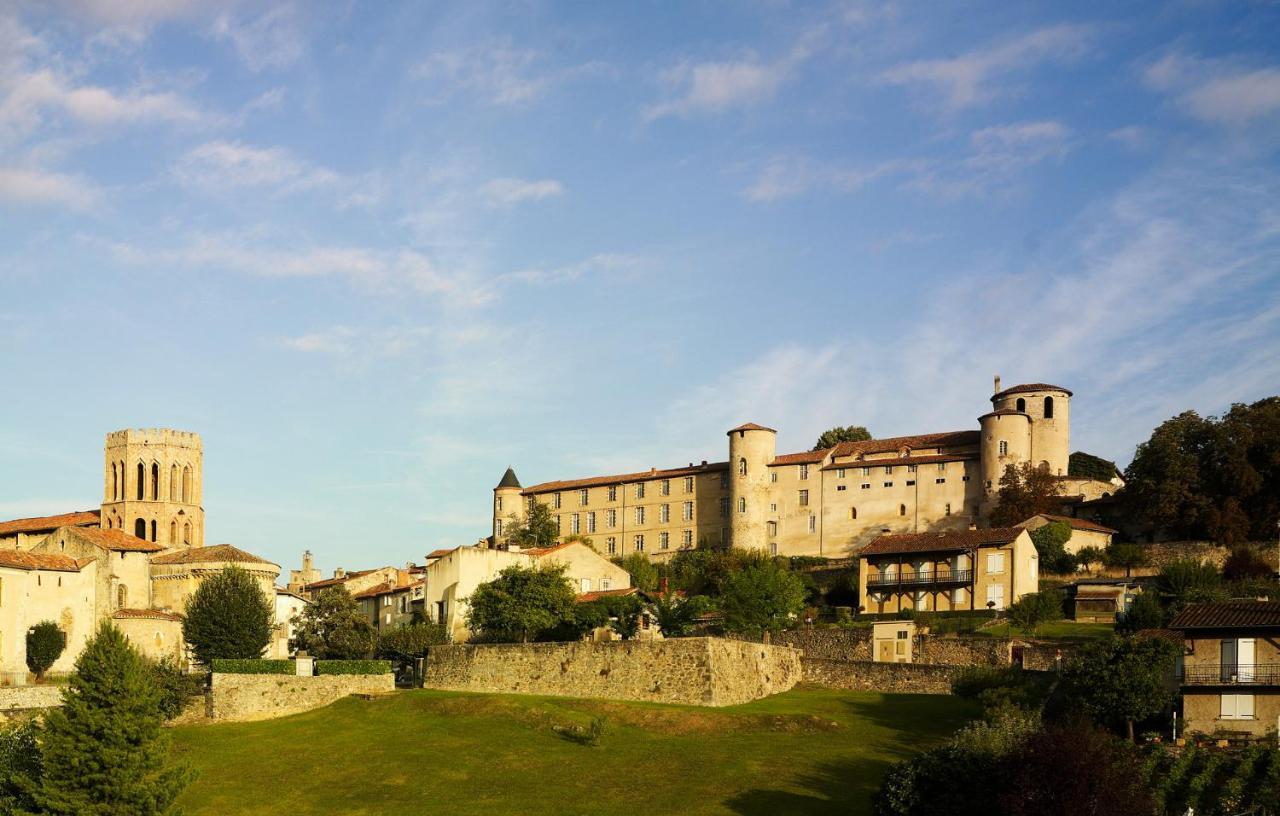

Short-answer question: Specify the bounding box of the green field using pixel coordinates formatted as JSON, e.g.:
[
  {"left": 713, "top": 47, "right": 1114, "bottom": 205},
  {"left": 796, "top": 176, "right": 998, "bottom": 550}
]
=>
[
  {"left": 170, "top": 687, "right": 978, "bottom": 816},
  {"left": 972, "top": 620, "right": 1115, "bottom": 641}
]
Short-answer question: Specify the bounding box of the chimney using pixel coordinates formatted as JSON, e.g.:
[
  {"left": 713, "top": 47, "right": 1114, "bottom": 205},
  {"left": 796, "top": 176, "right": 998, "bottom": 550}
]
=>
[
  {"left": 701, "top": 460, "right": 707, "bottom": 466},
  {"left": 333, "top": 567, "right": 346, "bottom": 579},
  {"left": 994, "top": 374, "right": 1002, "bottom": 394}
]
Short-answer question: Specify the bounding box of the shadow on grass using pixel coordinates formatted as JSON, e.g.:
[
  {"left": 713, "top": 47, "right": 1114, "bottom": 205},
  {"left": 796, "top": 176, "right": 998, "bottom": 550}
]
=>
[{"left": 723, "top": 758, "right": 895, "bottom": 816}]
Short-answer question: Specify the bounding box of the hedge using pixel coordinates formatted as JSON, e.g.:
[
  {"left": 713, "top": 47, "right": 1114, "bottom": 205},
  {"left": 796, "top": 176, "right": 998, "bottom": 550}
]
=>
[
  {"left": 315, "top": 660, "right": 392, "bottom": 676},
  {"left": 210, "top": 659, "right": 295, "bottom": 675}
]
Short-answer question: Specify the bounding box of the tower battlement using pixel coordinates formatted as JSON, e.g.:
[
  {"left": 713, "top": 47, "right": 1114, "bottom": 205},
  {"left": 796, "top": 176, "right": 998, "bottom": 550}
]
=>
[{"left": 105, "top": 428, "right": 202, "bottom": 449}]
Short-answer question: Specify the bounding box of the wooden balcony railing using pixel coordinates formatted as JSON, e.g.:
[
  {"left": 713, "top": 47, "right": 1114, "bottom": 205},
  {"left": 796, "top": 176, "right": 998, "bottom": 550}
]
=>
[{"left": 866, "top": 569, "right": 973, "bottom": 589}]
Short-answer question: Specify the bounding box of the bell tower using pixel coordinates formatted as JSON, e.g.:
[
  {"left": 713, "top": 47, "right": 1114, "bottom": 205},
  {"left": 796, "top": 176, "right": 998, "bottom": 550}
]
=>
[{"left": 101, "top": 428, "right": 204, "bottom": 549}]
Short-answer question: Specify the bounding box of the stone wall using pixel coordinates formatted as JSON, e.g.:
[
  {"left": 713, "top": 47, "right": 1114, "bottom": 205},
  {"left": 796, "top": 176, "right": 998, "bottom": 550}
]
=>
[
  {"left": 422, "top": 637, "right": 801, "bottom": 707},
  {"left": 801, "top": 658, "right": 959, "bottom": 694},
  {"left": 770, "top": 628, "right": 872, "bottom": 661},
  {"left": 768, "top": 628, "right": 1014, "bottom": 668},
  {"left": 206, "top": 672, "right": 393, "bottom": 723},
  {"left": 0, "top": 685, "right": 62, "bottom": 720}
]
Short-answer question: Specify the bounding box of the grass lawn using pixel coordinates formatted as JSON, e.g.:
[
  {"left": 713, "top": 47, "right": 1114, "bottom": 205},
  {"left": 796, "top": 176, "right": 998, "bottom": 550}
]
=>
[
  {"left": 973, "top": 620, "right": 1115, "bottom": 641},
  {"left": 170, "top": 687, "right": 977, "bottom": 816}
]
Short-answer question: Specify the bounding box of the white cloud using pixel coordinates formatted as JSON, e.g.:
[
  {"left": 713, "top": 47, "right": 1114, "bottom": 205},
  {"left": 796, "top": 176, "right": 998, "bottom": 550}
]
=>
[
  {"left": 48, "top": 0, "right": 231, "bottom": 26},
  {"left": 497, "top": 253, "right": 641, "bottom": 287},
  {"left": 172, "top": 140, "right": 340, "bottom": 193},
  {"left": 1183, "top": 68, "right": 1280, "bottom": 126},
  {"left": 645, "top": 57, "right": 789, "bottom": 120},
  {"left": 479, "top": 177, "right": 564, "bottom": 207},
  {"left": 743, "top": 155, "right": 913, "bottom": 202},
  {"left": 414, "top": 42, "right": 600, "bottom": 107},
  {"left": 210, "top": 4, "right": 304, "bottom": 71},
  {"left": 0, "top": 166, "right": 98, "bottom": 209},
  {"left": 1107, "top": 125, "right": 1147, "bottom": 149},
  {"left": 880, "top": 24, "right": 1092, "bottom": 110}
]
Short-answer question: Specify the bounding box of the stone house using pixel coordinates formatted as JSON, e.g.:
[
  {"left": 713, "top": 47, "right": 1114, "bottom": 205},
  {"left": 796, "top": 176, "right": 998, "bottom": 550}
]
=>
[
  {"left": 856, "top": 527, "right": 1039, "bottom": 614},
  {"left": 0, "top": 550, "right": 97, "bottom": 683},
  {"left": 1018, "top": 513, "right": 1117, "bottom": 555},
  {"left": 272, "top": 588, "right": 309, "bottom": 659},
  {"left": 302, "top": 565, "right": 402, "bottom": 601},
  {"left": 355, "top": 572, "right": 424, "bottom": 633},
  {"left": 1169, "top": 601, "right": 1280, "bottom": 739}
]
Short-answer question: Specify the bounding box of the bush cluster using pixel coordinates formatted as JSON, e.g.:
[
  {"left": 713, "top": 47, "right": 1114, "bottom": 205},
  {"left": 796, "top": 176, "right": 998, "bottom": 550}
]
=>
[
  {"left": 209, "top": 659, "right": 295, "bottom": 675},
  {"left": 315, "top": 660, "right": 392, "bottom": 675}
]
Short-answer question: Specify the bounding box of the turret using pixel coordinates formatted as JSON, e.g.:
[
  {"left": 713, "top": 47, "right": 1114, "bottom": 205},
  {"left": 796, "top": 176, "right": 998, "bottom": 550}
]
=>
[
  {"left": 727, "top": 423, "right": 777, "bottom": 551},
  {"left": 990, "top": 382, "right": 1071, "bottom": 476},
  {"left": 101, "top": 428, "right": 204, "bottom": 548},
  {"left": 493, "top": 467, "right": 524, "bottom": 548},
  {"left": 979, "top": 408, "right": 1031, "bottom": 501}
]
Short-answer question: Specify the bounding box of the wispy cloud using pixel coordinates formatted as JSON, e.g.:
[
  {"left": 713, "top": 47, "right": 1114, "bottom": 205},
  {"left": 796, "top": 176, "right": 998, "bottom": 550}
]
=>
[
  {"left": 743, "top": 155, "right": 914, "bottom": 202},
  {"left": 645, "top": 56, "right": 791, "bottom": 121},
  {"left": 414, "top": 41, "right": 601, "bottom": 106},
  {"left": 210, "top": 4, "right": 304, "bottom": 71},
  {"left": 881, "top": 24, "right": 1092, "bottom": 110},
  {"left": 480, "top": 177, "right": 564, "bottom": 207},
  {"left": 496, "top": 253, "right": 642, "bottom": 287},
  {"left": 1144, "top": 53, "right": 1280, "bottom": 127},
  {"left": 0, "top": 166, "right": 98, "bottom": 209},
  {"left": 170, "top": 140, "right": 376, "bottom": 204}
]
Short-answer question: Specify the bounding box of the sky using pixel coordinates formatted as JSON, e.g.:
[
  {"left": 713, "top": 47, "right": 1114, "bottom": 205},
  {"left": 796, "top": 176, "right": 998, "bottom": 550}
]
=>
[{"left": 1, "top": 1, "right": 1279, "bottom": 574}]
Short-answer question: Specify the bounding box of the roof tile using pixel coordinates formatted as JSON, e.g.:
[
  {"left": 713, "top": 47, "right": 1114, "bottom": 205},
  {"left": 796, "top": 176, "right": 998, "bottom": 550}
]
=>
[
  {"left": 860, "top": 527, "right": 1024, "bottom": 557},
  {"left": 0, "top": 510, "right": 100, "bottom": 536},
  {"left": 0, "top": 550, "right": 90, "bottom": 572},
  {"left": 523, "top": 461, "right": 729, "bottom": 495},
  {"left": 1168, "top": 601, "right": 1280, "bottom": 630},
  {"left": 150, "top": 544, "right": 277, "bottom": 567}
]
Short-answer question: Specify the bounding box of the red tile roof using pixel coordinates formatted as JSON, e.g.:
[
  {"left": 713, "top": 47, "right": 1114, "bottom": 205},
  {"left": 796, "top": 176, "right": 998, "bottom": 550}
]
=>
[
  {"left": 151, "top": 544, "right": 277, "bottom": 567},
  {"left": 353, "top": 572, "right": 416, "bottom": 599},
  {"left": 830, "top": 430, "right": 980, "bottom": 459},
  {"left": 522, "top": 542, "right": 577, "bottom": 557},
  {"left": 1168, "top": 601, "right": 1280, "bottom": 630},
  {"left": 522, "top": 461, "right": 729, "bottom": 495},
  {"left": 821, "top": 453, "right": 977, "bottom": 471},
  {"left": 1026, "top": 514, "right": 1117, "bottom": 535},
  {"left": 304, "top": 568, "right": 378, "bottom": 590},
  {"left": 727, "top": 422, "right": 777, "bottom": 433},
  {"left": 576, "top": 587, "right": 638, "bottom": 603},
  {"left": 770, "top": 450, "right": 829, "bottom": 466},
  {"left": 67, "top": 526, "right": 167, "bottom": 552},
  {"left": 425, "top": 549, "right": 455, "bottom": 559},
  {"left": 112, "top": 608, "right": 183, "bottom": 622},
  {"left": 993, "top": 383, "right": 1073, "bottom": 400},
  {"left": 860, "top": 527, "right": 1025, "bottom": 557},
  {"left": 0, "top": 510, "right": 100, "bottom": 536},
  {"left": 0, "top": 550, "right": 90, "bottom": 572}
]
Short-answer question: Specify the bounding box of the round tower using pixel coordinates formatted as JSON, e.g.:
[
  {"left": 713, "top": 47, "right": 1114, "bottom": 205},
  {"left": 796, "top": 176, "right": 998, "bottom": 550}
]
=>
[
  {"left": 727, "top": 423, "right": 777, "bottom": 552},
  {"left": 979, "top": 409, "right": 1032, "bottom": 502},
  {"left": 990, "top": 382, "right": 1072, "bottom": 476},
  {"left": 493, "top": 467, "right": 524, "bottom": 548},
  {"left": 101, "top": 428, "right": 204, "bottom": 548}
]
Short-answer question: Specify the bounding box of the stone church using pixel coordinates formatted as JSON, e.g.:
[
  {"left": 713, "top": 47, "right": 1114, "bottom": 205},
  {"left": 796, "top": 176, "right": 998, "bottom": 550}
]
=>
[
  {"left": 491, "top": 380, "right": 1122, "bottom": 561},
  {"left": 0, "top": 429, "right": 280, "bottom": 684}
]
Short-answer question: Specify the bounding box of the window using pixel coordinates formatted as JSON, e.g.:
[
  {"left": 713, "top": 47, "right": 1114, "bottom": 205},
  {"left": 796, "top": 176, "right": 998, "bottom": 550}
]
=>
[
  {"left": 601, "top": 578, "right": 611, "bottom": 590},
  {"left": 767, "top": 521, "right": 777, "bottom": 537},
  {"left": 634, "top": 535, "right": 644, "bottom": 552},
  {"left": 962, "top": 475, "right": 970, "bottom": 482},
  {"left": 117, "top": 584, "right": 127, "bottom": 608},
  {"left": 587, "top": 512, "right": 596, "bottom": 533},
  {"left": 682, "top": 501, "right": 693, "bottom": 521},
  {"left": 770, "top": 503, "right": 777, "bottom": 512},
  {"left": 987, "top": 552, "right": 1006, "bottom": 574},
  {"left": 899, "top": 504, "right": 906, "bottom": 516},
  {"left": 170, "top": 520, "right": 177, "bottom": 541},
  {"left": 884, "top": 481, "right": 893, "bottom": 488},
  {"left": 495, "top": 519, "right": 504, "bottom": 536},
  {"left": 660, "top": 479, "right": 670, "bottom": 496},
  {"left": 861, "top": 483, "right": 871, "bottom": 490},
  {"left": 986, "top": 584, "right": 1005, "bottom": 610},
  {"left": 134, "top": 518, "right": 146, "bottom": 539},
  {"left": 1016, "top": 397, "right": 1026, "bottom": 412},
  {"left": 659, "top": 532, "right": 669, "bottom": 549},
  {"left": 635, "top": 507, "right": 646, "bottom": 525},
  {"left": 606, "top": 537, "right": 616, "bottom": 555},
  {"left": 737, "top": 497, "right": 746, "bottom": 513},
  {"left": 807, "top": 515, "right": 816, "bottom": 533},
  {"left": 770, "top": 543, "right": 778, "bottom": 556},
  {"left": 905, "top": 480, "right": 915, "bottom": 486},
  {"left": 770, "top": 471, "right": 778, "bottom": 483},
  {"left": 169, "top": 464, "right": 177, "bottom": 500},
  {"left": 862, "top": 467, "right": 871, "bottom": 476},
  {"left": 738, "top": 458, "right": 747, "bottom": 476},
  {"left": 151, "top": 463, "right": 159, "bottom": 500},
  {"left": 945, "top": 503, "right": 952, "bottom": 516},
  {"left": 720, "top": 471, "right": 729, "bottom": 489},
  {"left": 850, "top": 507, "right": 857, "bottom": 520},
  {"left": 799, "top": 489, "right": 809, "bottom": 506},
  {"left": 608, "top": 485, "right": 618, "bottom": 501},
  {"left": 636, "top": 483, "right": 645, "bottom": 499},
  {"left": 580, "top": 578, "right": 592, "bottom": 593},
  {"left": 660, "top": 504, "right": 670, "bottom": 523},
  {"left": 182, "top": 465, "right": 191, "bottom": 502},
  {"left": 555, "top": 515, "right": 562, "bottom": 533},
  {"left": 682, "top": 530, "right": 693, "bottom": 547},
  {"left": 937, "top": 462, "right": 946, "bottom": 472},
  {"left": 111, "top": 463, "right": 118, "bottom": 501},
  {"left": 570, "top": 514, "right": 580, "bottom": 534},
  {"left": 579, "top": 489, "right": 589, "bottom": 506},
  {"left": 496, "top": 496, "right": 503, "bottom": 512},
  {"left": 183, "top": 522, "right": 191, "bottom": 545},
  {"left": 606, "top": 509, "right": 617, "bottom": 527},
  {"left": 999, "top": 440, "right": 1008, "bottom": 456},
  {"left": 952, "top": 587, "right": 965, "bottom": 605},
  {"left": 884, "top": 466, "right": 893, "bottom": 475},
  {"left": 1220, "top": 694, "right": 1254, "bottom": 720},
  {"left": 799, "top": 464, "right": 809, "bottom": 480},
  {"left": 837, "top": 485, "right": 847, "bottom": 491},
  {"left": 553, "top": 492, "right": 562, "bottom": 509},
  {"left": 1044, "top": 396, "right": 1054, "bottom": 419},
  {"left": 136, "top": 462, "right": 145, "bottom": 500},
  {"left": 936, "top": 478, "right": 946, "bottom": 484},
  {"left": 907, "top": 464, "right": 916, "bottom": 473},
  {"left": 683, "top": 476, "right": 693, "bottom": 493},
  {"left": 719, "top": 497, "right": 729, "bottom": 518},
  {"left": 837, "top": 468, "right": 846, "bottom": 478}
]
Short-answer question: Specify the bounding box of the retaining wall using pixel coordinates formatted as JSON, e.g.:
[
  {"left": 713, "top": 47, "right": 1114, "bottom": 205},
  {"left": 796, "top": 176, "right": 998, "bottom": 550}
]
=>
[
  {"left": 206, "top": 672, "right": 394, "bottom": 723},
  {"left": 0, "top": 685, "right": 62, "bottom": 719},
  {"left": 801, "top": 658, "right": 960, "bottom": 694},
  {"left": 423, "top": 637, "right": 801, "bottom": 707}
]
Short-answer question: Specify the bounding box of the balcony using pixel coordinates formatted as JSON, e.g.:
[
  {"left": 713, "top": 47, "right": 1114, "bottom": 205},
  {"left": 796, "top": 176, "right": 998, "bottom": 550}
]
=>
[
  {"left": 866, "top": 569, "right": 973, "bottom": 590},
  {"left": 1179, "top": 663, "right": 1280, "bottom": 686}
]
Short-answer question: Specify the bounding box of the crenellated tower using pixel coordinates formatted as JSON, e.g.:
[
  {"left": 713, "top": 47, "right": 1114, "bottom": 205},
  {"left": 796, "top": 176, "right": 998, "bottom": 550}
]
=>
[{"left": 100, "top": 428, "right": 204, "bottom": 548}]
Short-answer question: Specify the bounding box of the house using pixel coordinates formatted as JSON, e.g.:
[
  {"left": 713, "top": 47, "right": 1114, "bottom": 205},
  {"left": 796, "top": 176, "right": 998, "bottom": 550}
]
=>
[
  {"left": 1067, "top": 578, "right": 1145, "bottom": 623},
  {"left": 272, "top": 588, "right": 309, "bottom": 659},
  {"left": 1018, "top": 513, "right": 1117, "bottom": 554},
  {"left": 354, "top": 571, "right": 424, "bottom": 633},
  {"left": 0, "top": 551, "right": 98, "bottom": 683},
  {"left": 423, "top": 542, "right": 631, "bottom": 642},
  {"left": 856, "top": 527, "right": 1039, "bottom": 614},
  {"left": 301, "top": 565, "right": 402, "bottom": 600},
  {"left": 1169, "top": 601, "right": 1280, "bottom": 739}
]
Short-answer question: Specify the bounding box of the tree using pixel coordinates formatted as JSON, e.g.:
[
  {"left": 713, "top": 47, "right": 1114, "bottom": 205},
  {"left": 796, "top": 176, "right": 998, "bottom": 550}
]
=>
[
  {"left": 1114, "top": 590, "right": 1165, "bottom": 634},
  {"left": 377, "top": 623, "right": 448, "bottom": 678},
  {"left": 503, "top": 502, "right": 559, "bottom": 549},
  {"left": 1005, "top": 590, "right": 1063, "bottom": 637},
  {"left": 290, "top": 586, "right": 377, "bottom": 659},
  {"left": 813, "top": 425, "right": 871, "bottom": 451},
  {"left": 1223, "top": 546, "right": 1273, "bottom": 581},
  {"left": 150, "top": 657, "right": 204, "bottom": 722},
  {"left": 1154, "top": 558, "right": 1224, "bottom": 615},
  {"left": 32, "top": 621, "right": 193, "bottom": 815},
  {"left": 1068, "top": 451, "right": 1121, "bottom": 483},
  {"left": 465, "top": 564, "right": 576, "bottom": 643},
  {"left": 1028, "top": 521, "right": 1075, "bottom": 574},
  {"left": 0, "top": 720, "right": 41, "bottom": 815},
  {"left": 613, "top": 552, "right": 659, "bottom": 592},
  {"left": 602, "top": 594, "right": 644, "bottom": 640},
  {"left": 998, "top": 722, "right": 1155, "bottom": 816},
  {"left": 26, "top": 620, "right": 66, "bottom": 680},
  {"left": 1074, "top": 545, "right": 1104, "bottom": 573},
  {"left": 1060, "top": 635, "right": 1179, "bottom": 741},
  {"left": 719, "top": 560, "right": 806, "bottom": 636},
  {"left": 652, "top": 593, "right": 712, "bottom": 638},
  {"left": 1103, "top": 542, "right": 1149, "bottom": 578},
  {"left": 988, "top": 463, "right": 1066, "bottom": 527},
  {"left": 182, "top": 565, "right": 274, "bottom": 665}
]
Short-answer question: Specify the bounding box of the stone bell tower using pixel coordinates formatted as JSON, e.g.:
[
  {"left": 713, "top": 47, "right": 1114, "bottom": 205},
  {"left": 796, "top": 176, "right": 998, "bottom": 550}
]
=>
[{"left": 100, "top": 428, "right": 204, "bottom": 548}]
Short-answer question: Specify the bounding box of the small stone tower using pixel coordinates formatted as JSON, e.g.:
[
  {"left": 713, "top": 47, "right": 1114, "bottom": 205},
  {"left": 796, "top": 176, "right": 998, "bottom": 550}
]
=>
[
  {"left": 727, "top": 423, "right": 777, "bottom": 552},
  {"left": 989, "top": 381, "right": 1071, "bottom": 476},
  {"left": 493, "top": 467, "right": 524, "bottom": 548},
  {"left": 100, "top": 428, "right": 204, "bottom": 548}
]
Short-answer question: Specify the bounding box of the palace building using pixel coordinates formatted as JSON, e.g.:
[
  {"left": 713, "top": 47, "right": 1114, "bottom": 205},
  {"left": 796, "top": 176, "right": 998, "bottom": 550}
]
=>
[{"left": 490, "top": 379, "right": 1117, "bottom": 561}]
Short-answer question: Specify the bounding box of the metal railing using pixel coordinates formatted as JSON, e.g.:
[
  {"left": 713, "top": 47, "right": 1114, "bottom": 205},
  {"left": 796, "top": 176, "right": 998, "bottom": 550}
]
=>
[
  {"left": 1179, "top": 663, "right": 1280, "bottom": 686},
  {"left": 866, "top": 569, "right": 974, "bottom": 589}
]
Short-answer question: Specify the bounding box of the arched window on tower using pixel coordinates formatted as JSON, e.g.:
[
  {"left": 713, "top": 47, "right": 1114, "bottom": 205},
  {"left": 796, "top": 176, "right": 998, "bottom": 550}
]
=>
[
  {"left": 111, "top": 463, "right": 118, "bottom": 501},
  {"left": 182, "top": 466, "right": 191, "bottom": 503},
  {"left": 1015, "top": 397, "right": 1026, "bottom": 412},
  {"left": 117, "top": 584, "right": 127, "bottom": 609},
  {"left": 1044, "top": 396, "right": 1054, "bottom": 419},
  {"left": 150, "top": 520, "right": 157, "bottom": 541},
  {"left": 738, "top": 458, "right": 747, "bottom": 476},
  {"left": 170, "top": 465, "right": 178, "bottom": 500},
  {"left": 183, "top": 522, "right": 191, "bottom": 545},
  {"left": 134, "top": 518, "right": 146, "bottom": 539},
  {"left": 151, "top": 463, "right": 159, "bottom": 500},
  {"left": 899, "top": 504, "right": 907, "bottom": 517},
  {"left": 170, "top": 520, "right": 177, "bottom": 542},
  {"left": 136, "top": 462, "right": 145, "bottom": 500}
]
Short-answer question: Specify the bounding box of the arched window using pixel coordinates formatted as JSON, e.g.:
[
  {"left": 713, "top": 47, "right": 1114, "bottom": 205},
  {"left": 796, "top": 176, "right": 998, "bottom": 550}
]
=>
[
  {"left": 111, "top": 463, "right": 118, "bottom": 501},
  {"left": 1044, "top": 396, "right": 1054, "bottom": 419},
  {"left": 1015, "top": 397, "right": 1026, "bottom": 413},
  {"left": 182, "top": 466, "right": 191, "bottom": 503},
  {"left": 105, "top": 517, "right": 112, "bottom": 529},
  {"left": 738, "top": 458, "right": 747, "bottom": 476},
  {"left": 170, "top": 465, "right": 178, "bottom": 500},
  {"left": 899, "top": 504, "right": 907, "bottom": 516},
  {"left": 183, "top": 522, "right": 191, "bottom": 545},
  {"left": 998, "top": 440, "right": 1008, "bottom": 456},
  {"left": 134, "top": 518, "right": 146, "bottom": 539},
  {"left": 117, "top": 584, "right": 127, "bottom": 609},
  {"left": 170, "top": 520, "right": 177, "bottom": 542},
  {"left": 136, "top": 462, "right": 145, "bottom": 500},
  {"left": 737, "top": 497, "right": 746, "bottom": 513},
  {"left": 151, "top": 463, "right": 159, "bottom": 500},
  {"left": 150, "top": 520, "right": 157, "bottom": 541},
  {"left": 850, "top": 507, "right": 857, "bottom": 520}
]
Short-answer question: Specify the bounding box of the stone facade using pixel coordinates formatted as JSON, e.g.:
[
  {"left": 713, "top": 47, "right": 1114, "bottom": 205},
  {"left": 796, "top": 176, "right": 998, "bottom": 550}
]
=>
[
  {"left": 205, "top": 672, "right": 394, "bottom": 723},
  {"left": 100, "top": 428, "right": 204, "bottom": 548},
  {"left": 423, "top": 637, "right": 801, "bottom": 707},
  {"left": 801, "top": 658, "right": 960, "bottom": 694},
  {"left": 768, "top": 627, "right": 1015, "bottom": 668}
]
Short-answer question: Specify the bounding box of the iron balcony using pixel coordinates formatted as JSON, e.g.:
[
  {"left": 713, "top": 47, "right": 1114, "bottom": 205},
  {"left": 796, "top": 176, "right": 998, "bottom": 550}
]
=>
[
  {"left": 1179, "top": 663, "right": 1280, "bottom": 686},
  {"left": 866, "top": 569, "right": 973, "bottom": 590}
]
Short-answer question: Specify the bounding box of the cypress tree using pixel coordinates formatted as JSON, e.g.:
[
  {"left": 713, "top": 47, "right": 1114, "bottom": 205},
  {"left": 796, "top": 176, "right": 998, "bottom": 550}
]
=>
[
  {"left": 33, "top": 621, "right": 193, "bottom": 815},
  {"left": 182, "top": 565, "right": 274, "bottom": 665}
]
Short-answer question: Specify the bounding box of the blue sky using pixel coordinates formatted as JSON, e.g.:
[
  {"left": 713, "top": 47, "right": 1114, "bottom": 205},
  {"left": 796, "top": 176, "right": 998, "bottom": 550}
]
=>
[{"left": 2, "top": 1, "right": 1279, "bottom": 573}]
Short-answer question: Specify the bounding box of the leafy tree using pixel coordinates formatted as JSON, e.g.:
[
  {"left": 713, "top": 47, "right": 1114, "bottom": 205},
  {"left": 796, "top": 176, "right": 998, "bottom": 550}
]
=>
[
  {"left": 602, "top": 594, "right": 644, "bottom": 640},
  {"left": 1150, "top": 743, "right": 1280, "bottom": 815},
  {"left": 1114, "top": 590, "right": 1166, "bottom": 634},
  {"left": 377, "top": 623, "right": 448, "bottom": 674},
  {"left": 1060, "top": 635, "right": 1179, "bottom": 741},
  {"left": 1103, "top": 542, "right": 1149, "bottom": 578},
  {"left": 1223, "top": 546, "right": 1273, "bottom": 581},
  {"left": 612, "top": 552, "right": 659, "bottom": 592},
  {"left": 812, "top": 425, "right": 871, "bottom": 451},
  {"left": 32, "top": 621, "right": 194, "bottom": 815},
  {"left": 988, "top": 463, "right": 1066, "bottom": 527},
  {"left": 719, "top": 560, "right": 806, "bottom": 636},
  {"left": 182, "top": 565, "right": 274, "bottom": 665},
  {"left": 290, "top": 586, "right": 377, "bottom": 659},
  {"left": 0, "top": 720, "right": 41, "bottom": 815},
  {"left": 26, "top": 619, "right": 66, "bottom": 680},
  {"left": 561, "top": 533, "right": 594, "bottom": 549},
  {"left": 150, "top": 657, "right": 204, "bottom": 721},
  {"left": 1005, "top": 590, "right": 1063, "bottom": 637},
  {"left": 652, "top": 593, "right": 712, "bottom": 638},
  {"left": 1074, "top": 545, "right": 1105, "bottom": 572},
  {"left": 1067, "top": 451, "right": 1121, "bottom": 483},
  {"left": 666, "top": 547, "right": 770, "bottom": 596},
  {"left": 503, "top": 502, "right": 559, "bottom": 549},
  {"left": 998, "top": 722, "right": 1155, "bottom": 816},
  {"left": 1028, "top": 521, "right": 1075, "bottom": 574},
  {"left": 465, "top": 564, "right": 576, "bottom": 643},
  {"left": 1154, "top": 558, "right": 1224, "bottom": 615}
]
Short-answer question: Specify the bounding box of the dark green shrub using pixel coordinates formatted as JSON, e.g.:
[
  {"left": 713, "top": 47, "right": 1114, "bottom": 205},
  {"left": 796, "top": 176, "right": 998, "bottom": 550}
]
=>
[
  {"left": 209, "top": 659, "right": 295, "bottom": 675},
  {"left": 26, "top": 620, "right": 66, "bottom": 680},
  {"left": 1115, "top": 591, "right": 1165, "bottom": 633},
  {"left": 182, "top": 565, "right": 274, "bottom": 665},
  {"left": 0, "top": 719, "right": 42, "bottom": 814},
  {"left": 151, "top": 657, "right": 206, "bottom": 719},
  {"left": 315, "top": 660, "right": 392, "bottom": 675}
]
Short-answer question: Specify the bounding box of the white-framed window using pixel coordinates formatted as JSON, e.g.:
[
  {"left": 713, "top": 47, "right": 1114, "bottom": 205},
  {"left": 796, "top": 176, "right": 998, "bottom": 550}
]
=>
[
  {"left": 660, "top": 503, "right": 670, "bottom": 523},
  {"left": 986, "top": 584, "right": 1005, "bottom": 610},
  {"left": 385, "top": 612, "right": 391, "bottom": 625},
  {"left": 683, "top": 476, "right": 694, "bottom": 493},
  {"left": 608, "top": 485, "right": 617, "bottom": 501},
  {"left": 952, "top": 587, "right": 965, "bottom": 605},
  {"left": 606, "top": 537, "right": 616, "bottom": 555},
  {"left": 660, "top": 479, "right": 671, "bottom": 496},
  {"left": 579, "top": 488, "right": 589, "bottom": 506},
  {"left": 999, "top": 440, "right": 1008, "bottom": 456},
  {"left": 634, "top": 534, "right": 644, "bottom": 552},
  {"left": 496, "top": 496, "right": 503, "bottom": 511},
  {"left": 799, "top": 489, "right": 809, "bottom": 506},
  {"left": 606, "top": 508, "right": 617, "bottom": 527},
  {"left": 635, "top": 506, "right": 646, "bottom": 525},
  {"left": 799, "top": 464, "right": 809, "bottom": 480},
  {"left": 861, "top": 483, "right": 871, "bottom": 490},
  {"left": 884, "top": 481, "right": 893, "bottom": 488},
  {"left": 580, "top": 578, "right": 592, "bottom": 593},
  {"left": 737, "top": 497, "right": 746, "bottom": 513},
  {"left": 587, "top": 512, "right": 597, "bottom": 533},
  {"left": 1220, "top": 694, "right": 1255, "bottom": 720},
  {"left": 767, "top": 521, "right": 778, "bottom": 537},
  {"left": 682, "top": 529, "right": 693, "bottom": 547},
  {"left": 987, "top": 552, "right": 1006, "bottom": 574},
  {"left": 636, "top": 483, "right": 645, "bottom": 499},
  {"left": 938, "top": 462, "right": 946, "bottom": 472},
  {"left": 601, "top": 578, "right": 611, "bottom": 590},
  {"left": 837, "top": 468, "right": 846, "bottom": 478},
  {"left": 808, "top": 514, "right": 816, "bottom": 533},
  {"left": 862, "top": 467, "right": 871, "bottom": 476},
  {"left": 659, "top": 532, "right": 669, "bottom": 549},
  {"left": 553, "top": 492, "right": 562, "bottom": 509},
  {"left": 570, "top": 513, "right": 580, "bottom": 534},
  {"left": 495, "top": 519, "right": 503, "bottom": 536},
  {"left": 682, "top": 501, "right": 694, "bottom": 521}
]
